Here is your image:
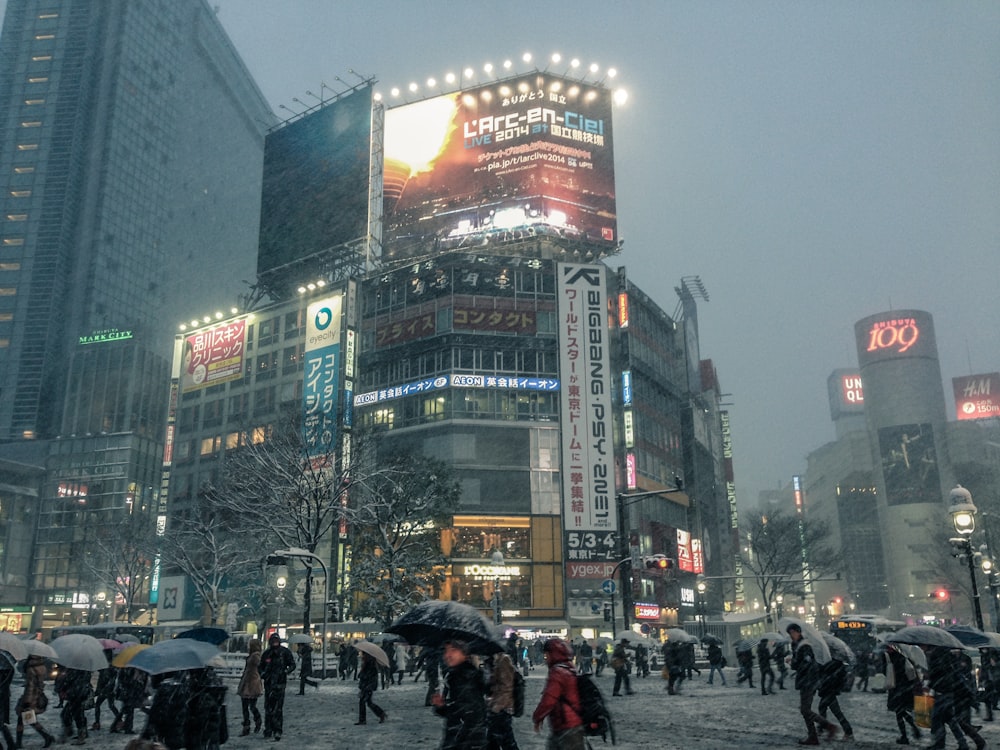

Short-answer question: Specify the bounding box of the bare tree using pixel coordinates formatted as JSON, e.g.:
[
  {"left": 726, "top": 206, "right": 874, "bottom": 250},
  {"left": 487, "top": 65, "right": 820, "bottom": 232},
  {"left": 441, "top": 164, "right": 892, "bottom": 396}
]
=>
[
  {"left": 81, "top": 505, "right": 158, "bottom": 623},
  {"left": 155, "top": 495, "right": 263, "bottom": 625},
  {"left": 346, "top": 453, "right": 460, "bottom": 627},
  {"left": 740, "top": 509, "right": 842, "bottom": 625}
]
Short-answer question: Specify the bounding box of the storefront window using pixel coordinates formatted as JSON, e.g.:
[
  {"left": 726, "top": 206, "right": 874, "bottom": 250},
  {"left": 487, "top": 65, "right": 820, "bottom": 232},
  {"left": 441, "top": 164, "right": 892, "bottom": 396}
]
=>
[{"left": 450, "top": 524, "right": 530, "bottom": 560}]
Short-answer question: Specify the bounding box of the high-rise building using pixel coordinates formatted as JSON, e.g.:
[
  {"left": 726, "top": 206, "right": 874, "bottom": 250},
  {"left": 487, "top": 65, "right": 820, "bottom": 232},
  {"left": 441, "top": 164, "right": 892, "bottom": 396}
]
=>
[{"left": 0, "top": 0, "right": 274, "bottom": 627}]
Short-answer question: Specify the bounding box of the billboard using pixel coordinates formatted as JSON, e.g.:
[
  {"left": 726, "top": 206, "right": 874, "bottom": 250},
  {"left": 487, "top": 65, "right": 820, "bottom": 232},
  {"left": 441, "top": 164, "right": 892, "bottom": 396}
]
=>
[
  {"left": 855, "top": 310, "right": 937, "bottom": 367},
  {"left": 877, "top": 423, "right": 941, "bottom": 505},
  {"left": 258, "top": 86, "right": 373, "bottom": 277},
  {"left": 953, "top": 373, "right": 1000, "bottom": 421},
  {"left": 557, "top": 263, "right": 616, "bottom": 564},
  {"left": 827, "top": 369, "right": 864, "bottom": 419},
  {"left": 303, "top": 295, "right": 343, "bottom": 456},
  {"left": 383, "top": 73, "right": 616, "bottom": 260},
  {"left": 180, "top": 320, "right": 247, "bottom": 393}
]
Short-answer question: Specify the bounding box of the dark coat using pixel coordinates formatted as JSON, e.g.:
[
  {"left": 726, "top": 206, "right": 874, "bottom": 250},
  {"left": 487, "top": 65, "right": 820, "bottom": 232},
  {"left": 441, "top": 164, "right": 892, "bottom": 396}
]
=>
[
  {"left": 790, "top": 640, "right": 820, "bottom": 693},
  {"left": 258, "top": 644, "right": 296, "bottom": 688},
  {"left": 358, "top": 654, "right": 379, "bottom": 693},
  {"left": 143, "top": 675, "right": 189, "bottom": 750},
  {"left": 757, "top": 641, "right": 772, "bottom": 668},
  {"left": 434, "top": 658, "right": 487, "bottom": 750},
  {"left": 184, "top": 669, "right": 226, "bottom": 750},
  {"left": 707, "top": 643, "right": 723, "bottom": 666},
  {"left": 887, "top": 648, "right": 917, "bottom": 713}
]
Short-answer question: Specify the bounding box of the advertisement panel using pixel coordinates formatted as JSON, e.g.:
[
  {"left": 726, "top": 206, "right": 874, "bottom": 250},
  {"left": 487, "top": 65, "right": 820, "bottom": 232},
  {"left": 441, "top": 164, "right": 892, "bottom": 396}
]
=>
[
  {"left": 827, "top": 369, "right": 864, "bottom": 419},
  {"left": 258, "top": 86, "right": 373, "bottom": 277},
  {"left": 953, "top": 373, "right": 1000, "bottom": 421},
  {"left": 877, "top": 423, "right": 941, "bottom": 505},
  {"left": 180, "top": 320, "right": 247, "bottom": 393},
  {"left": 303, "top": 295, "right": 343, "bottom": 456},
  {"left": 558, "top": 263, "right": 616, "bottom": 563},
  {"left": 383, "top": 73, "right": 616, "bottom": 259},
  {"left": 855, "top": 310, "right": 937, "bottom": 367}
]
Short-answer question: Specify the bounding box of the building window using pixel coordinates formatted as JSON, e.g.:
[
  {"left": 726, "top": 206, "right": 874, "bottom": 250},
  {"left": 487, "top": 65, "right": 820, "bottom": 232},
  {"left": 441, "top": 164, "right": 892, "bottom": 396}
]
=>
[
  {"left": 0, "top": 263, "right": 21, "bottom": 271},
  {"left": 9, "top": 191, "right": 31, "bottom": 198},
  {"left": 20, "top": 121, "right": 42, "bottom": 128},
  {"left": 30, "top": 56, "right": 51, "bottom": 62},
  {"left": 14, "top": 167, "right": 34, "bottom": 174},
  {"left": 3, "top": 239, "right": 24, "bottom": 245},
  {"left": 27, "top": 77, "right": 49, "bottom": 83},
  {"left": 34, "top": 34, "right": 55, "bottom": 40},
  {"left": 0, "top": 313, "right": 13, "bottom": 321},
  {"left": 16, "top": 144, "right": 38, "bottom": 151},
  {"left": 0, "top": 289, "right": 16, "bottom": 296}
]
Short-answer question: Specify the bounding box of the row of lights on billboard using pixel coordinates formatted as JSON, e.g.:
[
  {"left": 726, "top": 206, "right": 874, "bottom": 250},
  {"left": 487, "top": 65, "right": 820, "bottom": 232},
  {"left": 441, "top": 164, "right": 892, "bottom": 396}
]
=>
[
  {"left": 371, "top": 52, "right": 628, "bottom": 107},
  {"left": 176, "top": 278, "right": 330, "bottom": 333}
]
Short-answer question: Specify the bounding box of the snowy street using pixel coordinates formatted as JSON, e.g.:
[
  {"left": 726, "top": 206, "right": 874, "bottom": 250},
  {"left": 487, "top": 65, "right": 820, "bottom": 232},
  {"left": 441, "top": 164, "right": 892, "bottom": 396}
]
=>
[{"left": 135, "top": 666, "right": 999, "bottom": 750}]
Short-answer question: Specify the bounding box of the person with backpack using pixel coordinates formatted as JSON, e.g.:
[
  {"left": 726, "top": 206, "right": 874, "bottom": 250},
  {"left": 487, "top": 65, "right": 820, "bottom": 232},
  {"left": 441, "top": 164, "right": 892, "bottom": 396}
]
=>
[
  {"left": 787, "top": 622, "right": 839, "bottom": 746},
  {"left": 533, "top": 639, "right": 584, "bottom": 750},
  {"left": 486, "top": 651, "right": 520, "bottom": 750},
  {"left": 610, "top": 638, "right": 634, "bottom": 696}
]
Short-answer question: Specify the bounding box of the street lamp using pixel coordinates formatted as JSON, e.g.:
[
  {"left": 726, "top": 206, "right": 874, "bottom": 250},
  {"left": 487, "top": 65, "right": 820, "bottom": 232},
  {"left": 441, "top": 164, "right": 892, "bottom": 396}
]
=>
[
  {"left": 490, "top": 549, "right": 504, "bottom": 626},
  {"left": 775, "top": 594, "right": 784, "bottom": 620},
  {"left": 696, "top": 581, "right": 707, "bottom": 637},
  {"left": 948, "top": 485, "right": 985, "bottom": 631},
  {"left": 273, "top": 547, "right": 330, "bottom": 677},
  {"left": 981, "top": 551, "right": 1000, "bottom": 633},
  {"left": 274, "top": 566, "right": 287, "bottom": 637}
]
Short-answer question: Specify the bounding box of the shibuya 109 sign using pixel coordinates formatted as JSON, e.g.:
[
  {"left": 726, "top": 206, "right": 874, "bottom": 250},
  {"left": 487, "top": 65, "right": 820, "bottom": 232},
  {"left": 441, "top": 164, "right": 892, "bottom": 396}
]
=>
[{"left": 855, "top": 309, "right": 936, "bottom": 367}]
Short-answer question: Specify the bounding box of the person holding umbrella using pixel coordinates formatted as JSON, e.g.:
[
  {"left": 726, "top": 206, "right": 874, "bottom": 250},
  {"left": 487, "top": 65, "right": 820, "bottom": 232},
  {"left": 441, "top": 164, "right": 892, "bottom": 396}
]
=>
[
  {"left": 787, "top": 622, "right": 838, "bottom": 745},
  {"left": 431, "top": 639, "right": 487, "bottom": 750},
  {"left": 57, "top": 667, "right": 93, "bottom": 744},
  {"left": 610, "top": 638, "right": 633, "bottom": 696},
  {"left": 706, "top": 639, "right": 726, "bottom": 686},
  {"left": 258, "top": 634, "right": 296, "bottom": 741},
  {"left": 355, "top": 650, "right": 387, "bottom": 725},
  {"left": 91, "top": 650, "right": 121, "bottom": 732},
  {"left": 15, "top": 654, "right": 56, "bottom": 748}
]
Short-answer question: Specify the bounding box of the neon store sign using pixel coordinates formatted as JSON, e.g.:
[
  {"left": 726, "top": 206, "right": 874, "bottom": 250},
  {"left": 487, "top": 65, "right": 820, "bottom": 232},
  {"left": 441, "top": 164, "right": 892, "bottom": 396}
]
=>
[{"left": 865, "top": 318, "right": 919, "bottom": 355}]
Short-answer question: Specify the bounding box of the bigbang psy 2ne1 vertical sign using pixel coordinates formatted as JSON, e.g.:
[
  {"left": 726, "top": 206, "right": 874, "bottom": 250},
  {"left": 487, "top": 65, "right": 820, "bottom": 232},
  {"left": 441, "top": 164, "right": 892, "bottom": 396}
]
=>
[
  {"left": 558, "top": 263, "right": 617, "bottom": 564},
  {"left": 303, "top": 295, "right": 343, "bottom": 457},
  {"left": 382, "top": 73, "right": 616, "bottom": 260}
]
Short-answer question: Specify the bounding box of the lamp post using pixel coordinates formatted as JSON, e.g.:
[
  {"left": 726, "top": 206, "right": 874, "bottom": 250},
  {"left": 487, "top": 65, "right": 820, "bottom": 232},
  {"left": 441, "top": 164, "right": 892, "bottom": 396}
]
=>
[
  {"left": 273, "top": 547, "right": 330, "bottom": 678},
  {"left": 775, "top": 594, "right": 784, "bottom": 621},
  {"left": 274, "top": 566, "right": 287, "bottom": 637},
  {"left": 490, "top": 549, "right": 504, "bottom": 626},
  {"left": 981, "top": 553, "right": 1000, "bottom": 633},
  {"left": 948, "top": 485, "right": 985, "bottom": 631},
  {"left": 696, "top": 581, "right": 707, "bottom": 638}
]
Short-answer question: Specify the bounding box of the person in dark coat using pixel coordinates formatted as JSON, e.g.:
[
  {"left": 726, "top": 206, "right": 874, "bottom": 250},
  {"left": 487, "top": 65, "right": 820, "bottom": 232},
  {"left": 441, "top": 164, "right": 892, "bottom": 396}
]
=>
[
  {"left": 486, "top": 651, "right": 519, "bottom": 750},
  {"left": 980, "top": 649, "right": 1000, "bottom": 722},
  {"left": 15, "top": 654, "right": 55, "bottom": 748},
  {"left": 91, "top": 653, "right": 120, "bottom": 731},
  {"left": 258, "top": 634, "right": 296, "bottom": 741},
  {"left": 925, "top": 644, "right": 981, "bottom": 750},
  {"left": 141, "top": 672, "right": 188, "bottom": 750},
  {"left": 431, "top": 639, "right": 487, "bottom": 750},
  {"left": 955, "top": 652, "right": 986, "bottom": 750},
  {"left": 183, "top": 667, "right": 226, "bottom": 750},
  {"left": 817, "top": 658, "right": 853, "bottom": 740},
  {"left": 532, "top": 639, "right": 583, "bottom": 750},
  {"left": 296, "top": 643, "right": 318, "bottom": 694},
  {"left": 773, "top": 640, "right": 789, "bottom": 689},
  {"left": 611, "top": 638, "right": 633, "bottom": 696},
  {"left": 736, "top": 647, "right": 755, "bottom": 687},
  {"left": 112, "top": 666, "right": 148, "bottom": 734},
  {"left": 58, "top": 667, "right": 93, "bottom": 744},
  {"left": 787, "top": 622, "right": 838, "bottom": 745},
  {"left": 355, "top": 650, "right": 387, "bottom": 725},
  {"left": 417, "top": 646, "right": 443, "bottom": 706},
  {"left": 757, "top": 639, "right": 775, "bottom": 695},
  {"left": 706, "top": 642, "right": 727, "bottom": 686},
  {"left": 663, "top": 640, "right": 684, "bottom": 695},
  {"left": 633, "top": 643, "right": 649, "bottom": 678},
  {"left": 576, "top": 641, "right": 593, "bottom": 675},
  {"left": 0, "top": 657, "right": 15, "bottom": 749},
  {"left": 886, "top": 645, "right": 922, "bottom": 745}
]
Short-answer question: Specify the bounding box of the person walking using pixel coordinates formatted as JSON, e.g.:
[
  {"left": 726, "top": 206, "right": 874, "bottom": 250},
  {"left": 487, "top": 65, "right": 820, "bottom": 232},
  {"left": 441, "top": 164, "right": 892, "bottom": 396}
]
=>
[
  {"left": 183, "top": 667, "right": 227, "bottom": 750},
  {"left": 925, "top": 644, "right": 977, "bottom": 750},
  {"left": 485, "top": 651, "right": 519, "bottom": 750},
  {"left": 15, "top": 654, "right": 55, "bottom": 748},
  {"left": 663, "top": 639, "right": 684, "bottom": 696},
  {"left": 736, "top": 647, "right": 755, "bottom": 688},
  {"left": 418, "top": 646, "right": 443, "bottom": 707},
  {"left": 757, "top": 639, "right": 775, "bottom": 695},
  {"left": 431, "top": 639, "right": 487, "bottom": 750},
  {"left": 787, "top": 622, "right": 838, "bottom": 746},
  {"left": 355, "top": 651, "right": 387, "bottom": 725},
  {"left": 236, "top": 639, "right": 264, "bottom": 736},
  {"left": 773, "top": 640, "right": 789, "bottom": 690},
  {"left": 0, "top": 655, "right": 15, "bottom": 749},
  {"left": 706, "top": 641, "right": 727, "bottom": 686},
  {"left": 91, "top": 653, "right": 120, "bottom": 732},
  {"left": 58, "top": 667, "right": 93, "bottom": 744},
  {"left": 258, "top": 634, "right": 296, "bottom": 741},
  {"left": 817, "top": 657, "right": 853, "bottom": 740},
  {"left": 576, "top": 640, "right": 593, "bottom": 676},
  {"left": 886, "top": 644, "right": 922, "bottom": 745},
  {"left": 532, "top": 639, "right": 584, "bottom": 750},
  {"left": 981, "top": 649, "right": 1000, "bottom": 722},
  {"left": 393, "top": 642, "right": 409, "bottom": 685},
  {"left": 633, "top": 643, "right": 649, "bottom": 678},
  {"left": 611, "top": 638, "right": 633, "bottom": 696},
  {"left": 296, "top": 643, "right": 319, "bottom": 694},
  {"left": 111, "top": 666, "right": 148, "bottom": 734}
]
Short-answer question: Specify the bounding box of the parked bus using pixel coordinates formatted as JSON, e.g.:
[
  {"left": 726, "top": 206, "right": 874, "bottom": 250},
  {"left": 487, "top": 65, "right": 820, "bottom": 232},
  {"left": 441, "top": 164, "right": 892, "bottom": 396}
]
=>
[
  {"left": 49, "top": 623, "right": 155, "bottom": 644},
  {"left": 829, "top": 615, "right": 906, "bottom": 657}
]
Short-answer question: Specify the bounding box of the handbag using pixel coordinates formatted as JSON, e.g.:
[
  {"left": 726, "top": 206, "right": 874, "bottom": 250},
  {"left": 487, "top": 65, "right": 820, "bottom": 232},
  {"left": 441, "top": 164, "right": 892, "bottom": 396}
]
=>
[
  {"left": 21, "top": 710, "right": 35, "bottom": 726},
  {"left": 913, "top": 693, "right": 934, "bottom": 729}
]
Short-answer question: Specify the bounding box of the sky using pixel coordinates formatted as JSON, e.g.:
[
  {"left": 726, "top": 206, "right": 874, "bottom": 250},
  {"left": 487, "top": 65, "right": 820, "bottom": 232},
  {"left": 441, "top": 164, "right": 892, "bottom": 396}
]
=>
[{"left": 7, "top": 0, "right": 999, "bottom": 509}]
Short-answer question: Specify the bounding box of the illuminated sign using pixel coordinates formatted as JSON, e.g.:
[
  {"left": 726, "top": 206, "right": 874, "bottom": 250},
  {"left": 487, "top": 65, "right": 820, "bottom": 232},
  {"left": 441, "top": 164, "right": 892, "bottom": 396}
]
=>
[
  {"left": 566, "top": 561, "right": 616, "bottom": 579},
  {"left": 691, "top": 538, "right": 704, "bottom": 575},
  {"left": 181, "top": 319, "right": 247, "bottom": 392},
  {"left": 78, "top": 328, "right": 133, "bottom": 345},
  {"left": 383, "top": 73, "right": 616, "bottom": 260},
  {"left": 461, "top": 564, "right": 522, "bottom": 578},
  {"left": 680, "top": 587, "right": 695, "bottom": 606},
  {"left": 833, "top": 620, "right": 870, "bottom": 630},
  {"left": 621, "top": 370, "right": 632, "bottom": 406},
  {"left": 841, "top": 375, "right": 864, "bottom": 405},
  {"left": 634, "top": 603, "right": 660, "bottom": 620},
  {"left": 953, "top": 373, "right": 1000, "bottom": 421},
  {"left": 677, "top": 529, "right": 694, "bottom": 573},
  {"left": 623, "top": 410, "right": 634, "bottom": 448},
  {"left": 626, "top": 453, "right": 636, "bottom": 489},
  {"left": 353, "top": 373, "right": 559, "bottom": 407},
  {"left": 855, "top": 310, "right": 936, "bottom": 367},
  {"left": 303, "top": 295, "right": 343, "bottom": 456},
  {"left": 57, "top": 482, "right": 88, "bottom": 499},
  {"left": 618, "top": 293, "right": 629, "bottom": 328}
]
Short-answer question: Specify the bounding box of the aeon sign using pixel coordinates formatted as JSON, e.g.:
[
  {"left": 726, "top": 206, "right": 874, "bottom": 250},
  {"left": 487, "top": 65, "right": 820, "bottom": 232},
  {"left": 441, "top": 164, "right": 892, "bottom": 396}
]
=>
[{"left": 855, "top": 310, "right": 935, "bottom": 367}]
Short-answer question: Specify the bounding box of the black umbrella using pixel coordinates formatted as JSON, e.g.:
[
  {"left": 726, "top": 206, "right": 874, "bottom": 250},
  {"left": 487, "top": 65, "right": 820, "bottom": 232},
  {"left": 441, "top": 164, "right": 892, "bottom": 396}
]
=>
[
  {"left": 946, "top": 625, "right": 993, "bottom": 649},
  {"left": 700, "top": 634, "right": 723, "bottom": 646},
  {"left": 386, "top": 600, "right": 504, "bottom": 654},
  {"left": 175, "top": 627, "right": 230, "bottom": 646},
  {"left": 886, "top": 625, "right": 964, "bottom": 650}
]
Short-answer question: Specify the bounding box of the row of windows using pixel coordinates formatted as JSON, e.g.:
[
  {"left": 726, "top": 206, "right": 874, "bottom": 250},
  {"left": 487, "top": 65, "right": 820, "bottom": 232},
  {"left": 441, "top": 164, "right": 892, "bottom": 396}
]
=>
[
  {"left": 357, "top": 389, "right": 559, "bottom": 431},
  {"left": 361, "top": 346, "right": 559, "bottom": 390}
]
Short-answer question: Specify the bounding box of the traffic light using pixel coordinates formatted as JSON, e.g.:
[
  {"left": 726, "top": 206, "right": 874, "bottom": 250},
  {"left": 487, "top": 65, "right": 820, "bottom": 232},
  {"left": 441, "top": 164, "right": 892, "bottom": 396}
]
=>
[
  {"left": 950, "top": 538, "right": 971, "bottom": 565},
  {"left": 603, "top": 604, "right": 612, "bottom": 622},
  {"left": 644, "top": 555, "right": 674, "bottom": 571},
  {"left": 931, "top": 589, "right": 949, "bottom": 600}
]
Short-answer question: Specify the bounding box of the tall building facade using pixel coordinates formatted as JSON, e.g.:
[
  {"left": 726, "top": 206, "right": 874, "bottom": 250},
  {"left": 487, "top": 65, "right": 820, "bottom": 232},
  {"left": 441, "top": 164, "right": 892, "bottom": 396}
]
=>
[{"left": 0, "top": 0, "right": 274, "bottom": 627}]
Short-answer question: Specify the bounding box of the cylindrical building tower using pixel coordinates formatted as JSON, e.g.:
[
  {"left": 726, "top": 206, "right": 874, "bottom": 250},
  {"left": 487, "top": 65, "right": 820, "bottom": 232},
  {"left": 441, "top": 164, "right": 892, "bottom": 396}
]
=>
[{"left": 854, "top": 310, "right": 953, "bottom": 615}]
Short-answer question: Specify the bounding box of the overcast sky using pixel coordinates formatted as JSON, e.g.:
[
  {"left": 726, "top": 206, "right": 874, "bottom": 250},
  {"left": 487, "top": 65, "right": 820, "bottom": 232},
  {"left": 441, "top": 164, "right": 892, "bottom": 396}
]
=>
[
  {"left": 215, "top": 1, "right": 1000, "bottom": 508},
  {"left": 8, "top": 1, "right": 998, "bottom": 509}
]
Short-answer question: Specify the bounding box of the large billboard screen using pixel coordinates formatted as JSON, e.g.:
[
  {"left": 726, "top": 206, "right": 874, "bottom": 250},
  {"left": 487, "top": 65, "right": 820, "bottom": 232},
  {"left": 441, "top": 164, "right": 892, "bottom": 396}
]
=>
[
  {"left": 877, "top": 423, "right": 941, "bottom": 505},
  {"left": 557, "top": 263, "right": 616, "bottom": 564},
  {"left": 383, "top": 73, "right": 616, "bottom": 260},
  {"left": 180, "top": 320, "right": 247, "bottom": 393},
  {"left": 953, "top": 373, "right": 1000, "bottom": 420},
  {"left": 258, "top": 86, "right": 373, "bottom": 276}
]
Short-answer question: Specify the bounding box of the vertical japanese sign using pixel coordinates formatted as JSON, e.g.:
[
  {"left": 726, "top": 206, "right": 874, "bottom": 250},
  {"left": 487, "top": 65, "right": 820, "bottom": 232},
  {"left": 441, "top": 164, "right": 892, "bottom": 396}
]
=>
[
  {"left": 180, "top": 320, "right": 247, "bottom": 393},
  {"left": 558, "top": 263, "right": 616, "bottom": 563},
  {"left": 303, "top": 295, "right": 343, "bottom": 457}
]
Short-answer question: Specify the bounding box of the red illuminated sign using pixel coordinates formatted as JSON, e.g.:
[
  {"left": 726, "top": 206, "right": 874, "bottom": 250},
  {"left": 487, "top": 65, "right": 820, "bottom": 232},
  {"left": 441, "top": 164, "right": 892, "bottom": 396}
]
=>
[
  {"left": 633, "top": 603, "right": 661, "bottom": 620},
  {"left": 865, "top": 319, "right": 920, "bottom": 355},
  {"left": 855, "top": 310, "right": 936, "bottom": 367},
  {"left": 181, "top": 319, "right": 247, "bottom": 393},
  {"left": 618, "top": 293, "right": 629, "bottom": 328},
  {"left": 953, "top": 373, "right": 1000, "bottom": 421}
]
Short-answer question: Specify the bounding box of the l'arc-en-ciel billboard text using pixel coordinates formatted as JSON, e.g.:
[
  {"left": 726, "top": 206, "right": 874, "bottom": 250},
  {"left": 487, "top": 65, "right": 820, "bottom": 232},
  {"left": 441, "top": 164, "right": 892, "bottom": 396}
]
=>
[{"left": 383, "top": 73, "right": 616, "bottom": 260}]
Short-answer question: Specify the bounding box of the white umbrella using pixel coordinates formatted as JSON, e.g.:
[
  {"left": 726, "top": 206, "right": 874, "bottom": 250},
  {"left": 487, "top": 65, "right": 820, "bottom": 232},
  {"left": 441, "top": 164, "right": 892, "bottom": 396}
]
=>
[
  {"left": 354, "top": 640, "right": 389, "bottom": 668},
  {"left": 778, "top": 617, "right": 831, "bottom": 664},
  {"left": 51, "top": 633, "right": 109, "bottom": 671},
  {"left": 0, "top": 633, "right": 28, "bottom": 662},
  {"left": 288, "top": 634, "right": 315, "bottom": 645},
  {"left": 21, "top": 640, "right": 58, "bottom": 660},
  {"left": 820, "top": 632, "right": 855, "bottom": 665}
]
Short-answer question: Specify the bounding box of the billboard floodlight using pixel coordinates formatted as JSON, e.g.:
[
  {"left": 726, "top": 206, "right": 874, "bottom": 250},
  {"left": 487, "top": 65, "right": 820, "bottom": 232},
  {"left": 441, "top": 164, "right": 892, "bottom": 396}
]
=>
[
  {"left": 464, "top": 68, "right": 474, "bottom": 79},
  {"left": 503, "top": 59, "right": 513, "bottom": 70},
  {"left": 445, "top": 72, "right": 456, "bottom": 84},
  {"left": 551, "top": 53, "right": 562, "bottom": 64},
  {"left": 522, "top": 52, "right": 532, "bottom": 64}
]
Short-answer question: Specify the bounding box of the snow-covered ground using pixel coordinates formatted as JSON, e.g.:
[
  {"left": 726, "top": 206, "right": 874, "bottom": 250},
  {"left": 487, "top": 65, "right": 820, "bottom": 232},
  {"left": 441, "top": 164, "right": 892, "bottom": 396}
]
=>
[{"left": 89, "top": 666, "right": 995, "bottom": 750}]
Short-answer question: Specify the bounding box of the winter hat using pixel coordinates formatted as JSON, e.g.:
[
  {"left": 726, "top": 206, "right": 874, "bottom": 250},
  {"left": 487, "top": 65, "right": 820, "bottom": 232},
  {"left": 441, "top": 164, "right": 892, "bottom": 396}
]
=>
[
  {"left": 785, "top": 623, "right": 802, "bottom": 634},
  {"left": 268, "top": 634, "right": 282, "bottom": 645}
]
